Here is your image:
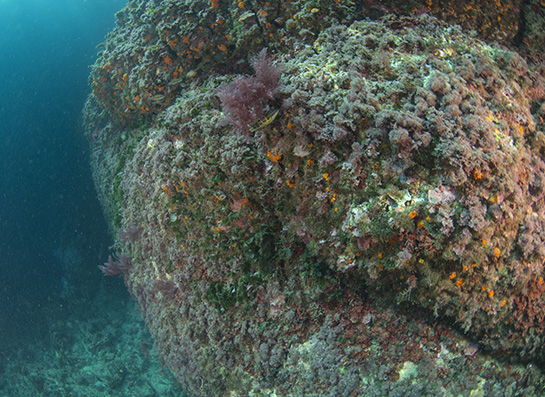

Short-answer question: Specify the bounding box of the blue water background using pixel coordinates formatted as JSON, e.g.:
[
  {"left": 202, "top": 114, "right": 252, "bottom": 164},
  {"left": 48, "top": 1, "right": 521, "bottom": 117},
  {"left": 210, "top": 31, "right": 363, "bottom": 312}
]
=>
[{"left": 0, "top": 0, "right": 126, "bottom": 355}]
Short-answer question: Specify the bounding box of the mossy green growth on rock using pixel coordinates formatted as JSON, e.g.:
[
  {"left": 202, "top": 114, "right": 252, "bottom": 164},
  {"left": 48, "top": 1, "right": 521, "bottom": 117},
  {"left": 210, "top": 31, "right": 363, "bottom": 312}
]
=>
[{"left": 84, "top": 11, "right": 545, "bottom": 397}]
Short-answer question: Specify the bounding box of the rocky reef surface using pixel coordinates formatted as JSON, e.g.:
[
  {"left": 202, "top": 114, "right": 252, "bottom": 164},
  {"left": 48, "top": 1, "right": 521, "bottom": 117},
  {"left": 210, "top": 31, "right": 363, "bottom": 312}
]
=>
[{"left": 84, "top": 0, "right": 545, "bottom": 395}]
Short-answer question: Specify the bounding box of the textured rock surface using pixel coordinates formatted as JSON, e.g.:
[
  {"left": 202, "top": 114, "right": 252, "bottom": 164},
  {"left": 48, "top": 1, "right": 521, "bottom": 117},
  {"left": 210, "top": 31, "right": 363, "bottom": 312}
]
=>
[{"left": 84, "top": 1, "right": 545, "bottom": 395}]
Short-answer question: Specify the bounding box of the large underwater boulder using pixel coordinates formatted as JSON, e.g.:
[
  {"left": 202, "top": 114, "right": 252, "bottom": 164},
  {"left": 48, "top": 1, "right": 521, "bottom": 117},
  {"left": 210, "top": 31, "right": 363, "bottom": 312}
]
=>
[{"left": 84, "top": 0, "right": 545, "bottom": 395}]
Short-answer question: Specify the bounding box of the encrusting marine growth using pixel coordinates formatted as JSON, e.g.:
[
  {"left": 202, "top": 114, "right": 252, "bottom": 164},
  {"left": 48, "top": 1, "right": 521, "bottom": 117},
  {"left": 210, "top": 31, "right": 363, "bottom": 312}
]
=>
[{"left": 85, "top": 0, "right": 545, "bottom": 395}]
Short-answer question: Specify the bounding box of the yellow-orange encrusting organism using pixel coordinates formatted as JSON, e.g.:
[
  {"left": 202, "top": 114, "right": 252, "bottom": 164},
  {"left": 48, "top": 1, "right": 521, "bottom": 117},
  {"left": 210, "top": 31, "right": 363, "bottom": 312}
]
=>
[
  {"left": 493, "top": 248, "right": 501, "bottom": 258},
  {"left": 266, "top": 151, "right": 281, "bottom": 162}
]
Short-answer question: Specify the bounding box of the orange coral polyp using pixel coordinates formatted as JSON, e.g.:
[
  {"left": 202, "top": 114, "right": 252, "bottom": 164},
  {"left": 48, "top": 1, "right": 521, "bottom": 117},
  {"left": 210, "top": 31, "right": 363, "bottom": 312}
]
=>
[{"left": 267, "top": 151, "right": 281, "bottom": 162}]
